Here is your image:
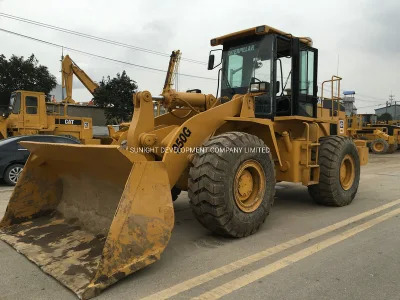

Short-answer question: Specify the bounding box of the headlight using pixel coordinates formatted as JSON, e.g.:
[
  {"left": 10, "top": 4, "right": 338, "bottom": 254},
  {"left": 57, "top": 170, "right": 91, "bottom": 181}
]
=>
[{"left": 250, "top": 82, "right": 268, "bottom": 93}]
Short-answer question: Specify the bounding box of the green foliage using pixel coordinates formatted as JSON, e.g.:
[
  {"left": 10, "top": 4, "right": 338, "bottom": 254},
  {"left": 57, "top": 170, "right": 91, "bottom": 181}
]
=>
[
  {"left": 377, "top": 112, "right": 393, "bottom": 121},
  {"left": 0, "top": 54, "right": 57, "bottom": 102},
  {"left": 93, "top": 71, "right": 138, "bottom": 124}
]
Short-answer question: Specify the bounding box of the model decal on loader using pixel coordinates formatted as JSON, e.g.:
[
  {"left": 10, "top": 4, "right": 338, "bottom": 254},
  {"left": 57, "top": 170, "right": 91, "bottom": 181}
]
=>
[{"left": 172, "top": 126, "right": 192, "bottom": 151}]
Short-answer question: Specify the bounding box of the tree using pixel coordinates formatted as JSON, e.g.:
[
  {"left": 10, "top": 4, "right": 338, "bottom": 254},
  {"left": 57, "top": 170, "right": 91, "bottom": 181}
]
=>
[
  {"left": 377, "top": 112, "right": 393, "bottom": 122},
  {"left": 93, "top": 71, "right": 138, "bottom": 124},
  {"left": 0, "top": 54, "right": 57, "bottom": 102}
]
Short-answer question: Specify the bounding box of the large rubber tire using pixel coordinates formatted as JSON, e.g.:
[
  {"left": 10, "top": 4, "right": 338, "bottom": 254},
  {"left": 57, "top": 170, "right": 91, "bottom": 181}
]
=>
[
  {"left": 4, "top": 163, "right": 24, "bottom": 186},
  {"left": 308, "top": 136, "right": 360, "bottom": 207},
  {"left": 188, "top": 132, "right": 275, "bottom": 238},
  {"left": 370, "top": 138, "right": 389, "bottom": 154}
]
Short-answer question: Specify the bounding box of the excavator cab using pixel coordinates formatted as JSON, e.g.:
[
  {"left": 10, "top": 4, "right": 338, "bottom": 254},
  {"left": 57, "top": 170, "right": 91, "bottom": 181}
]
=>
[{"left": 211, "top": 25, "right": 318, "bottom": 119}]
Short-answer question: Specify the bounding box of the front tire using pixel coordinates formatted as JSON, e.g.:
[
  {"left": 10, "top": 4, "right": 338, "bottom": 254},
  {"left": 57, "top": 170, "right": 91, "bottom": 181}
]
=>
[
  {"left": 4, "top": 163, "right": 24, "bottom": 186},
  {"left": 370, "top": 138, "right": 389, "bottom": 154},
  {"left": 308, "top": 136, "right": 360, "bottom": 207},
  {"left": 188, "top": 132, "right": 275, "bottom": 238}
]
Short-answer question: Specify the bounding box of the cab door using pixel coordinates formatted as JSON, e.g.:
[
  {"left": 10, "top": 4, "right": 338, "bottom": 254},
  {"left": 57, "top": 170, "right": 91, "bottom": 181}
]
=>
[
  {"left": 297, "top": 46, "right": 318, "bottom": 117},
  {"left": 23, "top": 93, "right": 40, "bottom": 128}
]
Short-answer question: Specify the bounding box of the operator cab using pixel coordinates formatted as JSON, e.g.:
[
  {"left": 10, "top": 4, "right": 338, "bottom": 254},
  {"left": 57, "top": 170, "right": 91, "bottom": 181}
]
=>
[{"left": 209, "top": 25, "right": 318, "bottom": 119}]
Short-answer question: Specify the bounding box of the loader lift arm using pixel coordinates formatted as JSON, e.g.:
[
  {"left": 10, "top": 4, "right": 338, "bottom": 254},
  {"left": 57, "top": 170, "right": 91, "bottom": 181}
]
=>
[{"left": 62, "top": 54, "right": 99, "bottom": 104}]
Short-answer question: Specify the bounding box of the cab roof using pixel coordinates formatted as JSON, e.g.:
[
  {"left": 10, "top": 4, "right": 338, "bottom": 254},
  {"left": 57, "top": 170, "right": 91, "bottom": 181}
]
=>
[
  {"left": 210, "top": 25, "right": 313, "bottom": 47},
  {"left": 14, "top": 90, "right": 45, "bottom": 95}
]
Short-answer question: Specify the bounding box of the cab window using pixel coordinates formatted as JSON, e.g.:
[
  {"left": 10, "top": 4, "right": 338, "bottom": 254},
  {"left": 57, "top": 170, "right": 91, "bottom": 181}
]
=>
[{"left": 26, "top": 96, "right": 38, "bottom": 114}]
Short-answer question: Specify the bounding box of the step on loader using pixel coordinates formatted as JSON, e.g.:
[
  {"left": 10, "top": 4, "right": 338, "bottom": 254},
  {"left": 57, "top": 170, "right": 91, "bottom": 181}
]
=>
[{"left": 0, "top": 25, "right": 368, "bottom": 299}]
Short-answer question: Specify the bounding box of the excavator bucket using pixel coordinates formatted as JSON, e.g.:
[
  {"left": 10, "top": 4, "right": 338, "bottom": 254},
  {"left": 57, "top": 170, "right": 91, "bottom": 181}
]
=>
[{"left": 0, "top": 142, "right": 174, "bottom": 299}]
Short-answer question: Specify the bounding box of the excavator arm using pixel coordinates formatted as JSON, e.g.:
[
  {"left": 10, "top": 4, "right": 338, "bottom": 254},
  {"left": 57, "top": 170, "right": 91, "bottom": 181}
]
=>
[{"left": 61, "top": 55, "right": 99, "bottom": 104}]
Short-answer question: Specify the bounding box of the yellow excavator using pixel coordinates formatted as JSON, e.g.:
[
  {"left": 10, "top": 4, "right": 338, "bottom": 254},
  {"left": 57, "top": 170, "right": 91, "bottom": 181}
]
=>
[
  {"left": 0, "top": 25, "right": 368, "bottom": 299},
  {"left": 0, "top": 55, "right": 101, "bottom": 143}
]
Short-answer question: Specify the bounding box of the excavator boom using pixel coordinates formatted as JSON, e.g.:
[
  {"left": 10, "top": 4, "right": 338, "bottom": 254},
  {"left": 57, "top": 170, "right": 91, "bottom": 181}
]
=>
[{"left": 62, "top": 55, "right": 99, "bottom": 104}]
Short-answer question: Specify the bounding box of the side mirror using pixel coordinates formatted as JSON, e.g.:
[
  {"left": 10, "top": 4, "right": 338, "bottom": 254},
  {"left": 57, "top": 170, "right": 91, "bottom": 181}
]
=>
[
  {"left": 208, "top": 54, "right": 215, "bottom": 70},
  {"left": 275, "top": 81, "right": 280, "bottom": 94}
]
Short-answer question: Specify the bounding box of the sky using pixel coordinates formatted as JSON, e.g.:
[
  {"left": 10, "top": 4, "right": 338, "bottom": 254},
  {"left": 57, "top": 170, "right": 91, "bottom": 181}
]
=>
[{"left": 0, "top": 0, "right": 399, "bottom": 114}]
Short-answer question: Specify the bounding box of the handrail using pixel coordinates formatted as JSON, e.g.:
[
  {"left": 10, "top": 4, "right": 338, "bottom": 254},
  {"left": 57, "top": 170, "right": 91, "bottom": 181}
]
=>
[{"left": 320, "top": 75, "right": 342, "bottom": 119}]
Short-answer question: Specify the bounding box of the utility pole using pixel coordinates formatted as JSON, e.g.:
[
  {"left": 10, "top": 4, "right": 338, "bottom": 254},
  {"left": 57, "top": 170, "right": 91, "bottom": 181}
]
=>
[
  {"left": 388, "top": 93, "right": 395, "bottom": 120},
  {"left": 61, "top": 47, "right": 64, "bottom": 100},
  {"left": 389, "top": 92, "right": 394, "bottom": 106}
]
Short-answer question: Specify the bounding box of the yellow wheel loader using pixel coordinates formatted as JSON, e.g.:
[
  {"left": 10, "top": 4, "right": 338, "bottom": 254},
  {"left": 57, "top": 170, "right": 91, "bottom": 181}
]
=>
[
  {"left": 347, "top": 114, "right": 399, "bottom": 154},
  {"left": 0, "top": 25, "right": 368, "bottom": 299}
]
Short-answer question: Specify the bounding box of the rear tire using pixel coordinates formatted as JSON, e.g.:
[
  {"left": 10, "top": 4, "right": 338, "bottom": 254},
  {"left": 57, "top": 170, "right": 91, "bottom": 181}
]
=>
[
  {"left": 370, "top": 138, "right": 389, "bottom": 154},
  {"left": 308, "top": 136, "right": 360, "bottom": 207},
  {"left": 188, "top": 132, "right": 275, "bottom": 238},
  {"left": 4, "top": 163, "right": 24, "bottom": 186}
]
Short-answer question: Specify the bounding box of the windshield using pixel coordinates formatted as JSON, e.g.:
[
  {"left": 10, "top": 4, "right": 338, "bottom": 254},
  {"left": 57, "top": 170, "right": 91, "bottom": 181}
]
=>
[
  {"left": 10, "top": 92, "right": 21, "bottom": 114},
  {"left": 221, "top": 35, "right": 274, "bottom": 98}
]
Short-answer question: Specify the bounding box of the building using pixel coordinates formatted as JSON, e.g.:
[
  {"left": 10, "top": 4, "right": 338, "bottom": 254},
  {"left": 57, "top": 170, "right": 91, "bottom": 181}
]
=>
[
  {"left": 342, "top": 91, "right": 357, "bottom": 116},
  {"left": 49, "top": 84, "right": 64, "bottom": 101},
  {"left": 375, "top": 103, "right": 400, "bottom": 120}
]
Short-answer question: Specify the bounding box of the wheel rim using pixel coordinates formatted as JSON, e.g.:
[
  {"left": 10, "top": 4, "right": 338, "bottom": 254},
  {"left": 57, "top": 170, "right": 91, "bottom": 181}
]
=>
[
  {"left": 234, "top": 160, "right": 265, "bottom": 213},
  {"left": 9, "top": 166, "right": 23, "bottom": 184},
  {"left": 373, "top": 142, "right": 384, "bottom": 152},
  {"left": 339, "top": 154, "right": 355, "bottom": 190}
]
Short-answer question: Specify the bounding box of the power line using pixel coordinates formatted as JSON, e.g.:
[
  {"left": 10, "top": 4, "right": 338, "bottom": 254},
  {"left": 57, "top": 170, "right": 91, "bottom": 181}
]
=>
[
  {"left": 0, "top": 12, "right": 207, "bottom": 65},
  {"left": 0, "top": 28, "right": 216, "bottom": 81}
]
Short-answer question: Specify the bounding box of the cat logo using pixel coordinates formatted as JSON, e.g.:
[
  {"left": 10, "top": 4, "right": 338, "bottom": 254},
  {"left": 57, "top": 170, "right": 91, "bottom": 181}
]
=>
[
  {"left": 84, "top": 122, "right": 90, "bottom": 129},
  {"left": 56, "top": 118, "right": 82, "bottom": 125}
]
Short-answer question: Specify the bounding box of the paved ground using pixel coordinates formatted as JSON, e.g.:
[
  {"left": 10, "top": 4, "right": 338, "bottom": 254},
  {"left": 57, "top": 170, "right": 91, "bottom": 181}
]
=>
[{"left": 0, "top": 153, "right": 399, "bottom": 299}]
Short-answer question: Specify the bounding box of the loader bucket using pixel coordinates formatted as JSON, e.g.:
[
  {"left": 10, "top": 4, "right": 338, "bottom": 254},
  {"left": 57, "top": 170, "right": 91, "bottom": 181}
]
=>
[{"left": 0, "top": 142, "right": 174, "bottom": 299}]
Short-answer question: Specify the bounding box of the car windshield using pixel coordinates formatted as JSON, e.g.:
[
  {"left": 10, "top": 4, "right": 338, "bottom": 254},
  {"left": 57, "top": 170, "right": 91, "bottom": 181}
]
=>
[{"left": 221, "top": 35, "right": 274, "bottom": 98}]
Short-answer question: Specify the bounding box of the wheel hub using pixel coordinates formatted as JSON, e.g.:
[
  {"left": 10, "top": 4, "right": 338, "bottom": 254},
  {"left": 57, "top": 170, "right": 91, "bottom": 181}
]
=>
[
  {"left": 9, "top": 166, "right": 23, "bottom": 184},
  {"left": 374, "top": 142, "right": 384, "bottom": 152},
  {"left": 238, "top": 170, "right": 254, "bottom": 198},
  {"left": 339, "top": 154, "right": 355, "bottom": 190},
  {"left": 234, "top": 160, "right": 266, "bottom": 213}
]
